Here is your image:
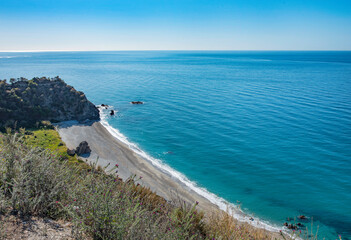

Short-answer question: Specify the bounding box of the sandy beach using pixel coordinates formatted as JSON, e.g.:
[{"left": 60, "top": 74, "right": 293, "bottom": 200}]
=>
[
  {"left": 56, "top": 120, "right": 218, "bottom": 212},
  {"left": 56, "top": 120, "right": 287, "bottom": 239}
]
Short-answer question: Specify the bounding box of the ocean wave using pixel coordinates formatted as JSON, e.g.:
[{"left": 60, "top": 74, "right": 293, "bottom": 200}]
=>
[{"left": 98, "top": 106, "right": 291, "bottom": 235}]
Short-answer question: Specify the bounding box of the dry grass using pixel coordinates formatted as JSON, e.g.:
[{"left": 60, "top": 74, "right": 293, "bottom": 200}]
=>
[{"left": 204, "top": 209, "right": 282, "bottom": 240}]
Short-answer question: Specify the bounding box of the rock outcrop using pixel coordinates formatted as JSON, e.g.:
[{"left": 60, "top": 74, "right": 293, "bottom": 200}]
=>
[
  {"left": 67, "top": 149, "right": 76, "bottom": 156},
  {"left": 75, "top": 141, "right": 91, "bottom": 156},
  {"left": 0, "top": 77, "right": 100, "bottom": 128}
]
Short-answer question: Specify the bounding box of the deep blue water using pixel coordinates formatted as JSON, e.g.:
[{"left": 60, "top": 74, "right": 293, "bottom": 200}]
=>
[{"left": 1, "top": 51, "right": 350, "bottom": 239}]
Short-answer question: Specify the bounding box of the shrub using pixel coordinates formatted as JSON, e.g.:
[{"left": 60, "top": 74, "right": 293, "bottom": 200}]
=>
[{"left": 0, "top": 131, "right": 75, "bottom": 217}]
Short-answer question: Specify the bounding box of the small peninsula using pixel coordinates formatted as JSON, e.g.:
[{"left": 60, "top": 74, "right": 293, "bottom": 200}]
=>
[{"left": 0, "top": 77, "right": 99, "bottom": 130}]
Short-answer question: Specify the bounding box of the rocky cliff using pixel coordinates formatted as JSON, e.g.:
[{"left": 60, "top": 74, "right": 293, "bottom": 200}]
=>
[{"left": 0, "top": 77, "right": 99, "bottom": 129}]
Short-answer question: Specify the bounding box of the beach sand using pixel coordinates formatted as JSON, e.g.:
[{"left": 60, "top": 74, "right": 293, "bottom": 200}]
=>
[{"left": 56, "top": 121, "right": 217, "bottom": 211}]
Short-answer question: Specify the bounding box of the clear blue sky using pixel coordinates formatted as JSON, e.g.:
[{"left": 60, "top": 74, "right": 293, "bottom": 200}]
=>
[{"left": 0, "top": 0, "right": 351, "bottom": 51}]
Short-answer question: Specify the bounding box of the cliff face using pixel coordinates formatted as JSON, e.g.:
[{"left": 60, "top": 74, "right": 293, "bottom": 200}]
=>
[{"left": 0, "top": 77, "right": 99, "bottom": 128}]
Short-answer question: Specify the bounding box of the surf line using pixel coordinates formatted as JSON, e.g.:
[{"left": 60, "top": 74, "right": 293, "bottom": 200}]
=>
[{"left": 98, "top": 107, "right": 290, "bottom": 236}]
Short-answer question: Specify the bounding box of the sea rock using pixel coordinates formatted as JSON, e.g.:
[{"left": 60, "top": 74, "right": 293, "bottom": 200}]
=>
[
  {"left": 131, "top": 101, "right": 143, "bottom": 104},
  {"left": 110, "top": 110, "right": 115, "bottom": 116},
  {"left": 67, "top": 149, "right": 76, "bottom": 156},
  {"left": 76, "top": 141, "right": 91, "bottom": 156}
]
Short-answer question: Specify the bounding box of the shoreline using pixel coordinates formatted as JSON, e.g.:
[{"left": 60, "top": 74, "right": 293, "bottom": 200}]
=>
[
  {"left": 56, "top": 111, "right": 287, "bottom": 238},
  {"left": 57, "top": 120, "right": 219, "bottom": 211}
]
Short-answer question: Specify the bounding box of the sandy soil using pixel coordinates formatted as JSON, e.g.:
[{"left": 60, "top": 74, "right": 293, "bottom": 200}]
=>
[{"left": 0, "top": 214, "right": 74, "bottom": 240}]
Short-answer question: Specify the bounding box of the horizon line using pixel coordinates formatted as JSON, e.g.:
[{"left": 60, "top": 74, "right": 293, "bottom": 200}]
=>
[{"left": 1, "top": 49, "right": 351, "bottom": 53}]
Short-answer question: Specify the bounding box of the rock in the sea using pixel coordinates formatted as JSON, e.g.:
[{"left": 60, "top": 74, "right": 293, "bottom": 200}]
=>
[
  {"left": 76, "top": 141, "right": 91, "bottom": 156},
  {"left": 110, "top": 110, "right": 115, "bottom": 116},
  {"left": 131, "top": 101, "right": 143, "bottom": 104},
  {"left": 67, "top": 149, "right": 76, "bottom": 156}
]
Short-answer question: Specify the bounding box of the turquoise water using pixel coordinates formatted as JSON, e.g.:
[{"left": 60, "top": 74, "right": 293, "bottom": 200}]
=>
[{"left": 1, "top": 51, "right": 350, "bottom": 239}]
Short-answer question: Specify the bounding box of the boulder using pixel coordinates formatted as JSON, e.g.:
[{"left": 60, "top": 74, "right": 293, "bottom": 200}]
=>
[
  {"left": 76, "top": 141, "right": 91, "bottom": 156},
  {"left": 67, "top": 149, "right": 76, "bottom": 156}
]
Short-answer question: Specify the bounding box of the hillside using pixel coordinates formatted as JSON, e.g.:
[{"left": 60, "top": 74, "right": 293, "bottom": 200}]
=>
[
  {"left": 0, "top": 77, "right": 99, "bottom": 129},
  {"left": 0, "top": 129, "right": 286, "bottom": 240}
]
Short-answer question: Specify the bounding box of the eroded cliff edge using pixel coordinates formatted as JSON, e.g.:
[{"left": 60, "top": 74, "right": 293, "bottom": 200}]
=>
[{"left": 0, "top": 76, "right": 99, "bottom": 128}]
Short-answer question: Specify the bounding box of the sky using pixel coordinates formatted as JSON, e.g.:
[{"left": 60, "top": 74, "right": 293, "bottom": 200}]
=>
[{"left": 0, "top": 0, "right": 351, "bottom": 51}]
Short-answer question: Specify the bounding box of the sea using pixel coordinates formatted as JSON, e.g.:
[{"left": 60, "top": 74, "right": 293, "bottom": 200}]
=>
[{"left": 1, "top": 51, "right": 350, "bottom": 239}]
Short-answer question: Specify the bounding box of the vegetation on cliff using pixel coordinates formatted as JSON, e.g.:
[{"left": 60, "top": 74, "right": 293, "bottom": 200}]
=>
[
  {"left": 0, "top": 129, "right": 289, "bottom": 240},
  {"left": 0, "top": 77, "right": 99, "bottom": 130}
]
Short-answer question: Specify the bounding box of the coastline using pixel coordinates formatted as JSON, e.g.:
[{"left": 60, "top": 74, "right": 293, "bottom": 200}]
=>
[
  {"left": 57, "top": 120, "right": 219, "bottom": 212},
  {"left": 56, "top": 111, "right": 287, "bottom": 238}
]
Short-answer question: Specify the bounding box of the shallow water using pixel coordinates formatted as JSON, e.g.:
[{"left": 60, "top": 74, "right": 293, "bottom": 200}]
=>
[{"left": 1, "top": 51, "right": 350, "bottom": 239}]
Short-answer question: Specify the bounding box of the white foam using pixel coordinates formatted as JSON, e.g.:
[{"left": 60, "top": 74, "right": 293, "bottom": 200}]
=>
[{"left": 99, "top": 106, "right": 294, "bottom": 236}]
